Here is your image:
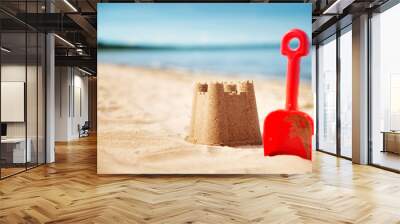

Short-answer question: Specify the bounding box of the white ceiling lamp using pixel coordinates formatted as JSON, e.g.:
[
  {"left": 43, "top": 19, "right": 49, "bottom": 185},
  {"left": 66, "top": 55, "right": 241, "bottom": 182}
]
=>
[
  {"left": 63, "top": 0, "right": 78, "bottom": 12},
  {"left": 323, "top": 0, "right": 355, "bottom": 15},
  {"left": 1, "top": 47, "right": 11, "bottom": 53},
  {"left": 78, "top": 67, "right": 93, "bottom": 76},
  {"left": 54, "top": 34, "right": 75, "bottom": 48}
]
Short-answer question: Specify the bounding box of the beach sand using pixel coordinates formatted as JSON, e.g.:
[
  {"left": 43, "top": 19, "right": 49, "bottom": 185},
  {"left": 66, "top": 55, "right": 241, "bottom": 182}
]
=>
[{"left": 97, "top": 64, "right": 313, "bottom": 174}]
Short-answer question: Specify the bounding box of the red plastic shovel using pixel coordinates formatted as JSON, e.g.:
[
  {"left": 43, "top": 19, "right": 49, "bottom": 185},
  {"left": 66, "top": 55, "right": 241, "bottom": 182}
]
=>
[{"left": 263, "top": 29, "right": 313, "bottom": 160}]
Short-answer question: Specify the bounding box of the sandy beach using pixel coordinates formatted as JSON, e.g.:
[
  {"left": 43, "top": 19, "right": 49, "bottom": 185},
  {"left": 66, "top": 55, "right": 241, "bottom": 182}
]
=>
[{"left": 97, "top": 63, "right": 313, "bottom": 174}]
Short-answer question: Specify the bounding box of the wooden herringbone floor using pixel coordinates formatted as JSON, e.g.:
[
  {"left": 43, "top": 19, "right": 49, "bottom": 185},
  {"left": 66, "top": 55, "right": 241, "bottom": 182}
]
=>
[{"left": 1, "top": 135, "right": 400, "bottom": 224}]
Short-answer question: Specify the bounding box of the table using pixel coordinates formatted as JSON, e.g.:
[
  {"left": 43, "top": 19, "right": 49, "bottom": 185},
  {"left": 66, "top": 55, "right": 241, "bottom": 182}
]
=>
[
  {"left": 1, "top": 138, "right": 31, "bottom": 164},
  {"left": 382, "top": 131, "right": 400, "bottom": 154}
]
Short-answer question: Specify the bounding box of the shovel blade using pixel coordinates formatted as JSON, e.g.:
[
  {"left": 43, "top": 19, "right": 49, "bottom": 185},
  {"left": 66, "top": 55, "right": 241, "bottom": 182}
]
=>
[{"left": 263, "top": 110, "right": 313, "bottom": 160}]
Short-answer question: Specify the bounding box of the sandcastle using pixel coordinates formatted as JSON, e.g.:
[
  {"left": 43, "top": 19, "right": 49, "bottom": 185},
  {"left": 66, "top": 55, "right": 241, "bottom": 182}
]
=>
[{"left": 187, "top": 81, "right": 262, "bottom": 146}]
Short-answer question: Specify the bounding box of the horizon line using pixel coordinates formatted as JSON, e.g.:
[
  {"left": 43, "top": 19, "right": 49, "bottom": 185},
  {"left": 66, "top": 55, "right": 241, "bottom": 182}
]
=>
[{"left": 98, "top": 41, "right": 281, "bottom": 50}]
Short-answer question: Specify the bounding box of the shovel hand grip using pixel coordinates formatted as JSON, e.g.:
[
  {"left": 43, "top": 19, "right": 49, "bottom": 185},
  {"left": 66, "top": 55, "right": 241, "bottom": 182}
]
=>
[{"left": 281, "top": 29, "right": 309, "bottom": 111}]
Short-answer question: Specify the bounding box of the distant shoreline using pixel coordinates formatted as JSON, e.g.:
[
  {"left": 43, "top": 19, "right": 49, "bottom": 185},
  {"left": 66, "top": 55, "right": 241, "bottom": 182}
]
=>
[
  {"left": 98, "top": 46, "right": 313, "bottom": 81},
  {"left": 97, "top": 62, "right": 312, "bottom": 83},
  {"left": 98, "top": 42, "right": 281, "bottom": 51}
]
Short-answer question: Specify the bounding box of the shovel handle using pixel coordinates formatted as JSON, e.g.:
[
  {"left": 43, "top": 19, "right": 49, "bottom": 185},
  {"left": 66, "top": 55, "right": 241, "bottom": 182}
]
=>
[{"left": 281, "top": 29, "right": 309, "bottom": 111}]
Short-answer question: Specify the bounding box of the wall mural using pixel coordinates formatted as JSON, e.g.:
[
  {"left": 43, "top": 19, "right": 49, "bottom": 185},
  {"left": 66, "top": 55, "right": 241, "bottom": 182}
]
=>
[{"left": 97, "top": 3, "right": 313, "bottom": 174}]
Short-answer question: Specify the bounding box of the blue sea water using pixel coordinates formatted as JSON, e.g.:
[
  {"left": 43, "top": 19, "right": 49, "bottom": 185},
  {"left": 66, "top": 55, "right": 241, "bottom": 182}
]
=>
[{"left": 98, "top": 48, "right": 312, "bottom": 80}]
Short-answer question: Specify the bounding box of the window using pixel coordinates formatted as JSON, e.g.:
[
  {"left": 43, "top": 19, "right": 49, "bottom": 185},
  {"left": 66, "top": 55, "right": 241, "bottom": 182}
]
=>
[
  {"left": 339, "top": 28, "right": 352, "bottom": 158},
  {"left": 0, "top": 2, "right": 46, "bottom": 179},
  {"left": 370, "top": 3, "right": 400, "bottom": 171},
  {"left": 317, "top": 36, "right": 337, "bottom": 154}
]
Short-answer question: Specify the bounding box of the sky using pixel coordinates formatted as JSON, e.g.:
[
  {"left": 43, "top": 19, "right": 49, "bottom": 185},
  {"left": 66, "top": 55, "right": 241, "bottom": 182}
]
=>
[{"left": 98, "top": 4, "right": 311, "bottom": 46}]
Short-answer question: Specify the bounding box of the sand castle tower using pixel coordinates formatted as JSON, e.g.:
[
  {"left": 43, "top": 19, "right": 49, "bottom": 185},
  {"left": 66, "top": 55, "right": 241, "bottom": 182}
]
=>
[{"left": 187, "top": 81, "right": 262, "bottom": 146}]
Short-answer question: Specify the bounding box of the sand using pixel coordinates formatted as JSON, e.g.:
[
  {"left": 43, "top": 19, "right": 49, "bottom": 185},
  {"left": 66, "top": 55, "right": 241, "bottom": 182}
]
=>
[
  {"left": 188, "top": 81, "right": 262, "bottom": 146},
  {"left": 97, "top": 64, "right": 313, "bottom": 174}
]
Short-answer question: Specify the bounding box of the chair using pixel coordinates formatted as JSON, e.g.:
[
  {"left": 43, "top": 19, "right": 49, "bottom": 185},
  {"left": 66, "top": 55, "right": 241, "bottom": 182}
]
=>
[{"left": 79, "top": 121, "right": 90, "bottom": 138}]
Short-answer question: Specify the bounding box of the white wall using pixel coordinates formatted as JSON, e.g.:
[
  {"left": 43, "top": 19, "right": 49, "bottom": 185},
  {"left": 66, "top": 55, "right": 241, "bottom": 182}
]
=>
[
  {"left": 70, "top": 73, "right": 89, "bottom": 138},
  {"left": 1, "top": 64, "right": 46, "bottom": 164},
  {"left": 1, "top": 65, "right": 35, "bottom": 138},
  {"left": 1, "top": 65, "right": 26, "bottom": 140},
  {"left": 55, "top": 67, "right": 89, "bottom": 141},
  {"left": 55, "top": 67, "right": 70, "bottom": 141},
  {"left": 1, "top": 82, "right": 25, "bottom": 122}
]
